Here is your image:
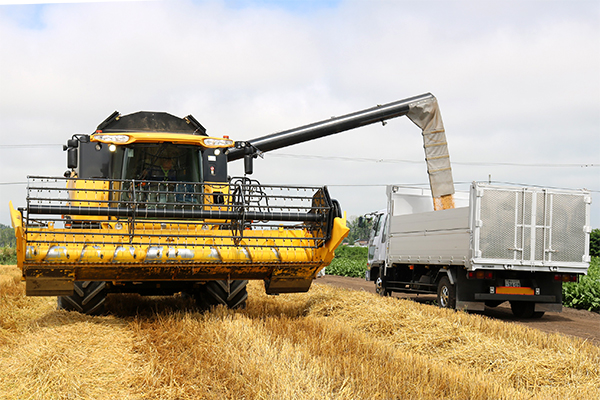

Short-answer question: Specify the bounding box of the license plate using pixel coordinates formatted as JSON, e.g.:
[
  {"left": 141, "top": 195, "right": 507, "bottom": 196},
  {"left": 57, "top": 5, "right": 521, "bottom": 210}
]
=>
[{"left": 505, "top": 279, "right": 521, "bottom": 287}]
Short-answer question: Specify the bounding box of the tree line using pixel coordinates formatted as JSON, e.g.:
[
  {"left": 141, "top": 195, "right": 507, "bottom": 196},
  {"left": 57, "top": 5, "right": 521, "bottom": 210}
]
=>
[{"left": 0, "top": 224, "right": 16, "bottom": 248}]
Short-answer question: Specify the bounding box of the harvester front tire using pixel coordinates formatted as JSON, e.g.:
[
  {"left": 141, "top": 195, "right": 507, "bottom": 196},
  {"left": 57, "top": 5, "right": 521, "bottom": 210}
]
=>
[
  {"left": 57, "top": 281, "right": 108, "bottom": 316},
  {"left": 197, "top": 280, "right": 248, "bottom": 310}
]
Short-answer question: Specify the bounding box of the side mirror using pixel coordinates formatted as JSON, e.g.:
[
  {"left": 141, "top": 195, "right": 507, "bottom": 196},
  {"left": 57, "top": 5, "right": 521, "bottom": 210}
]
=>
[
  {"left": 244, "top": 154, "right": 253, "bottom": 175},
  {"left": 67, "top": 148, "right": 78, "bottom": 169}
]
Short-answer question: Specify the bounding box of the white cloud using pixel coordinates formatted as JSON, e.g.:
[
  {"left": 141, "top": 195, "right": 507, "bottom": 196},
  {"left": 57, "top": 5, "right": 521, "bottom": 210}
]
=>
[{"left": 0, "top": 0, "right": 599, "bottom": 227}]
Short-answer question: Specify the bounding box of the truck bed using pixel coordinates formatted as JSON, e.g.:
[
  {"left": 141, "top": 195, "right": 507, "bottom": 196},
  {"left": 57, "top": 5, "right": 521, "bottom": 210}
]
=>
[{"left": 385, "top": 183, "right": 591, "bottom": 274}]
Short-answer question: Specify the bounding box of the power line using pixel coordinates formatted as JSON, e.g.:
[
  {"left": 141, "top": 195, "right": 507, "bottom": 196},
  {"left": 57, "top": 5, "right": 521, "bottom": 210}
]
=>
[
  {"left": 266, "top": 153, "right": 599, "bottom": 168},
  {"left": 1, "top": 145, "right": 598, "bottom": 168},
  {"left": 0, "top": 144, "right": 62, "bottom": 148}
]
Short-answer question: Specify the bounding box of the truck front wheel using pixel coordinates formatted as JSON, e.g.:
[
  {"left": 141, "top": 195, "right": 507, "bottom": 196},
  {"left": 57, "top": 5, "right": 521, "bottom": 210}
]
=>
[
  {"left": 375, "top": 269, "right": 390, "bottom": 296},
  {"left": 437, "top": 276, "right": 456, "bottom": 309},
  {"left": 57, "top": 281, "right": 108, "bottom": 315}
]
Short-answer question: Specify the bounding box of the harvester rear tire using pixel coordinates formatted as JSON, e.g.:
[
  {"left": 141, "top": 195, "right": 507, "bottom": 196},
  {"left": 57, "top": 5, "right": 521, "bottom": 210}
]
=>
[
  {"left": 196, "top": 280, "right": 248, "bottom": 310},
  {"left": 57, "top": 281, "right": 108, "bottom": 316}
]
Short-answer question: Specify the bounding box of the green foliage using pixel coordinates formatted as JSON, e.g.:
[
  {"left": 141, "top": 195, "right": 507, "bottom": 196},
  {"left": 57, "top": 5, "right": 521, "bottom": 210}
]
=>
[
  {"left": 326, "top": 245, "right": 368, "bottom": 278},
  {"left": 345, "top": 217, "right": 373, "bottom": 244},
  {"left": 332, "top": 245, "right": 368, "bottom": 260},
  {"left": 562, "top": 257, "right": 600, "bottom": 312},
  {"left": 0, "top": 223, "right": 16, "bottom": 248},
  {"left": 0, "top": 247, "right": 17, "bottom": 265},
  {"left": 590, "top": 229, "right": 600, "bottom": 258}
]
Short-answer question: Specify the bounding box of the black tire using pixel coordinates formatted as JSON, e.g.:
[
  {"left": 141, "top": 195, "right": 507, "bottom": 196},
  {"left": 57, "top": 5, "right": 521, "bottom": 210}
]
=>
[
  {"left": 57, "top": 281, "right": 108, "bottom": 315},
  {"left": 196, "top": 280, "right": 248, "bottom": 309},
  {"left": 510, "top": 301, "right": 543, "bottom": 318},
  {"left": 437, "top": 276, "right": 456, "bottom": 309},
  {"left": 375, "top": 268, "right": 390, "bottom": 296}
]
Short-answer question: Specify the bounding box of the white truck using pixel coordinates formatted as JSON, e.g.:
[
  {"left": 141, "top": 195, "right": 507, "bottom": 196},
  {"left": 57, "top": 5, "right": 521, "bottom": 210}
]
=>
[{"left": 366, "top": 183, "right": 592, "bottom": 318}]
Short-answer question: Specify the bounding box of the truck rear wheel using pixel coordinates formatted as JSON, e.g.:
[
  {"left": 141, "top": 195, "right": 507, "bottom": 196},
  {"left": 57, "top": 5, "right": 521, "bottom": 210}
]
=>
[
  {"left": 437, "top": 276, "right": 456, "bottom": 309},
  {"left": 196, "top": 280, "right": 248, "bottom": 309},
  {"left": 57, "top": 281, "right": 107, "bottom": 315}
]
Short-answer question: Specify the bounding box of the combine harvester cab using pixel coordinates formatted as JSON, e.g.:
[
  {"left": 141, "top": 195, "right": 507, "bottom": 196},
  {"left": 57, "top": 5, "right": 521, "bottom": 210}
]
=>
[{"left": 11, "top": 93, "right": 446, "bottom": 314}]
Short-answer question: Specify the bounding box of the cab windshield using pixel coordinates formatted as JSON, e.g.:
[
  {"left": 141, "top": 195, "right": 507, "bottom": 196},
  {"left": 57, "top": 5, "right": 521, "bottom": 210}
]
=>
[{"left": 115, "top": 143, "right": 202, "bottom": 183}]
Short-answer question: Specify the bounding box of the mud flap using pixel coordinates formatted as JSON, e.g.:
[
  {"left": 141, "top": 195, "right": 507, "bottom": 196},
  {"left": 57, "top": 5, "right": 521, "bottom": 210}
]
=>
[{"left": 454, "top": 268, "right": 484, "bottom": 311}]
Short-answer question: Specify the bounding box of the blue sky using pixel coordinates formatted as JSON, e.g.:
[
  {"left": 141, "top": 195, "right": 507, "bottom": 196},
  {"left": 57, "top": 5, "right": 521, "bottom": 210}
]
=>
[{"left": 0, "top": 0, "right": 599, "bottom": 227}]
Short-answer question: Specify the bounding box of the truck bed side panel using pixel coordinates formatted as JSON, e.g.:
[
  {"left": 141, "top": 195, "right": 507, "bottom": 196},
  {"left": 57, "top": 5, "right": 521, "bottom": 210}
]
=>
[{"left": 387, "top": 207, "right": 470, "bottom": 265}]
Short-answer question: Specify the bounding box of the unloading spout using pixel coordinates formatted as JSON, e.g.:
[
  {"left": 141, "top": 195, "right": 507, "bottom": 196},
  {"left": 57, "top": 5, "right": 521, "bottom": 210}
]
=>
[{"left": 228, "top": 93, "right": 455, "bottom": 210}]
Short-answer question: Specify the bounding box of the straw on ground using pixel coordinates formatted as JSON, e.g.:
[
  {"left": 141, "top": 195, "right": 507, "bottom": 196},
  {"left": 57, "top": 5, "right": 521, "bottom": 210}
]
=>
[{"left": 1, "top": 265, "right": 598, "bottom": 399}]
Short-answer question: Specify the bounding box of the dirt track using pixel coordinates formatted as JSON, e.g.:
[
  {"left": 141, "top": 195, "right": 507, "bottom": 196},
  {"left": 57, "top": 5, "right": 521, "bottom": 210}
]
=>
[{"left": 317, "top": 275, "right": 600, "bottom": 346}]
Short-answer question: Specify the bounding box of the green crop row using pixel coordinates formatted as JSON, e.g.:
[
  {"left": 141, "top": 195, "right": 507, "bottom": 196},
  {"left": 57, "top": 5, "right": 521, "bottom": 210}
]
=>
[
  {"left": 326, "top": 246, "right": 368, "bottom": 278},
  {"left": 326, "top": 257, "right": 368, "bottom": 278},
  {"left": 562, "top": 257, "right": 600, "bottom": 312}
]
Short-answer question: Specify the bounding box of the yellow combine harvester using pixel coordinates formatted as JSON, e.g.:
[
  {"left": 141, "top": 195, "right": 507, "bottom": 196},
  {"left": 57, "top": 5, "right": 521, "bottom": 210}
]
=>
[{"left": 10, "top": 93, "right": 452, "bottom": 314}]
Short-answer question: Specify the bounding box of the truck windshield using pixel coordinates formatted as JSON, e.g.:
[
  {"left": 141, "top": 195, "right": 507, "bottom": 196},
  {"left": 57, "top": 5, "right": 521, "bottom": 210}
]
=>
[{"left": 118, "top": 143, "right": 202, "bottom": 182}]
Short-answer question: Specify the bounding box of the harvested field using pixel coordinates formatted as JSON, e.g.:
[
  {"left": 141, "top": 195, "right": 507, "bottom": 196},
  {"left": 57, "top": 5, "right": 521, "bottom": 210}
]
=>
[{"left": 1, "top": 265, "right": 599, "bottom": 399}]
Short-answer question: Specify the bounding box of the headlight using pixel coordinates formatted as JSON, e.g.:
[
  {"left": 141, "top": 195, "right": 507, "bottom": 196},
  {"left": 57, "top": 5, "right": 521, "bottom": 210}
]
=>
[
  {"left": 202, "top": 138, "right": 234, "bottom": 147},
  {"left": 94, "top": 134, "right": 130, "bottom": 143}
]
